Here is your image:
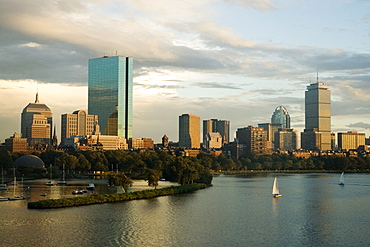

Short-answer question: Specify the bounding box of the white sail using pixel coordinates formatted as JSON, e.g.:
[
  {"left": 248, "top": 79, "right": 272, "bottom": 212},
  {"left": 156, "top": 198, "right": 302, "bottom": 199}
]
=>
[
  {"left": 339, "top": 172, "right": 344, "bottom": 185},
  {"left": 272, "top": 177, "right": 280, "bottom": 195}
]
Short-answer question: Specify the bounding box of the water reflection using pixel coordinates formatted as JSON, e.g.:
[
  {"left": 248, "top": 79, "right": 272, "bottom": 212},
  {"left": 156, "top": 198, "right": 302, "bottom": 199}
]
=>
[{"left": 1, "top": 174, "right": 370, "bottom": 246}]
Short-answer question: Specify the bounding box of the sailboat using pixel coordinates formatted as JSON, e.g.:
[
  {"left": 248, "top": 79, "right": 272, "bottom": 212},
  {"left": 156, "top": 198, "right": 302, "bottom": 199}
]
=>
[
  {"left": 46, "top": 164, "right": 54, "bottom": 186},
  {"left": 0, "top": 167, "right": 8, "bottom": 190},
  {"left": 338, "top": 172, "right": 345, "bottom": 185},
  {"left": 272, "top": 177, "right": 282, "bottom": 198},
  {"left": 58, "top": 163, "right": 66, "bottom": 185},
  {"left": 8, "top": 167, "right": 25, "bottom": 200}
]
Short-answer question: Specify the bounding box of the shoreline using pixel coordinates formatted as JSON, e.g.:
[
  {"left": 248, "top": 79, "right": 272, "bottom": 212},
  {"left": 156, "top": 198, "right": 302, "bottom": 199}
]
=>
[
  {"left": 212, "top": 169, "right": 370, "bottom": 175},
  {"left": 27, "top": 183, "right": 208, "bottom": 209}
]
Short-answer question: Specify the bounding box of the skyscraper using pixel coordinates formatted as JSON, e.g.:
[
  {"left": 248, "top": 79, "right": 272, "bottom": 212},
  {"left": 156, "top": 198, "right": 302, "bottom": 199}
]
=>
[
  {"left": 271, "top": 106, "right": 290, "bottom": 129},
  {"left": 21, "top": 93, "right": 52, "bottom": 146},
  {"left": 88, "top": 56, "right": 133, "bottom": 139},
  {"left": 301, "top": 78, "right": 331, "bottom": 150},
  {"left": 179, "top": 114, "right": 200, "bottom": 149}
]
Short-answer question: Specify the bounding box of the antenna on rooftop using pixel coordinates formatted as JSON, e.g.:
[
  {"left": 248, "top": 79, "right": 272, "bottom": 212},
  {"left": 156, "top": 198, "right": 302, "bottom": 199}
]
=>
[
  {"left": 35, "top": 82, "right": 39, "bottom": 103},
  {"left": 316, "top": 69, "right": 319, "bottom": 83}
]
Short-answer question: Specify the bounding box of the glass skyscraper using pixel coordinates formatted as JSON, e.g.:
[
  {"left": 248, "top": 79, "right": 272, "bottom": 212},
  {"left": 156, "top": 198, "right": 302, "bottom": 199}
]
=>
[
  {"left": 271, "top": 106, "right": 290, "bottom": 129},
  {"left": 88, "top": 56, "right": 133, "bottom": 139}
]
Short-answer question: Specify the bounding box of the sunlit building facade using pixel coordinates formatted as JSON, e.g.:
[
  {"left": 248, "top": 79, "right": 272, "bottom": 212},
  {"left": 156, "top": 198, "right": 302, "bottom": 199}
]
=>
[
  {"left": 179, "top": 114, "right": 200, "bottom": 149},
  {"left": 301, "top": 80, "right": 331, "bottom": 151},
  {"left": 21, "top": 93, "right": 52, "bottom": 146},
  {"left": 203, "top": 119, "right": 230, "bottom": 146},
  {"left": 88, "top": 56, "right": 133, "bottom": 139},
  {"left": 337, "top": 131, "right": 365, "bottom": 151},
  {"left": 61, "top": 110, "right": 99, "bottom": 145}
]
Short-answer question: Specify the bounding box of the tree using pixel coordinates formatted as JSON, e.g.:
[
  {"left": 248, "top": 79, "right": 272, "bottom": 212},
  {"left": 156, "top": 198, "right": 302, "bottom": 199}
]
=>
[
  {"left": 147, "top": 169, "right": 162, "bottom": 189},
  {"left": 108, "top": 173, "right": 133, "bottom": 193},
  {"left": 0, "top": 149, "right": 13, "bottom": 170}
]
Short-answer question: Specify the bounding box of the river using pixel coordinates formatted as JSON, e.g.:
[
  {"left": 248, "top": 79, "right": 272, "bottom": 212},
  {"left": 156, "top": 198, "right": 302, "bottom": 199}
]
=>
[{"left": 1, "top": 173, "right": 369, "bottom": 246}]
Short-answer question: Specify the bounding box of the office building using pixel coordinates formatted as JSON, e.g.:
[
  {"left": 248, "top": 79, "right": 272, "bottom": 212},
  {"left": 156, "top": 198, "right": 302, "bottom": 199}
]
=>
[
  {"left": 61, "top": 110, "right": 99, "bottom": 145},
  {"left": 205, "top": 132, "right": 223, "bottom": 149},
  {"left": 88, "top": 56, "right": 133, "bottom": 139},
  {"left": 64, "top": 134, "right": 128, "bottom": 151},
  {"left": 203, "top": 119, "right": 230, "bottom": 146},
  {"left": 128, "top": 138, "right": 154, "bottom": 149},
  {"left": 337, "top": 131, "right": 365, "bottom": 151},
  {"left": 21, "top": 93, "right": 52, "bottom": 146},
  {"left": 301, "top": 79, "right": 331, "bottom": 150},
  {"left": 274, "top": 129, "right": 299, "bottom": 150},
  {"left": 236, "top": 126, "right": 270, "bottom": 155},
  {"left": 5, "top": 133, "right": 29, "bottom": 152},
  {"left": 258, "top": 123, "right": 281, "bottom": 150},
  {"left": 179, "top": 114, "right": 200, "bottom": 149},
  {"left": 271, "top": 106, "right": 290, "bottom": 128}
]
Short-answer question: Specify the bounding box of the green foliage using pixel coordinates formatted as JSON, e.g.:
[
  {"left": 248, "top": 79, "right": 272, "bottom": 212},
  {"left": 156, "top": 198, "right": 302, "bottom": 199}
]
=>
[
  {"left": 147, "top": 169, "right": 162, "bottom": 189},
  {"left": 27, "top": 183, "right": 208, "bottom": 209},
  {"left": 107, "top": 173, "right": 133, "bottom": 192},
  {"left": 0, "top": 149, "right": 13, "bottom": 170}
]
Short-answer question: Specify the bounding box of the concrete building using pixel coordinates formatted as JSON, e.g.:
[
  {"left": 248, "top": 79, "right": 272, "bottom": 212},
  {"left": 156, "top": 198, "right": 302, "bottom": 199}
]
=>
[
  {"left": 88, "top": 56, "right": 133, "bottom": 139},
  {"left": 128, "top": 137, "right": 154, "bottom": 149},
  {"left": 21, "top": 93, "right": 52, "bottom": 146},
  {"left": 301, "top": 79, "right": 331, "bottom": 151},
  {"left": 236, "top": 126, "right": 270, "bottom": 155},
  {"left": 203, "top": 119, "right": 230, "bottom": 146},
  {"left": 179, "top": 114, "right": 200, "bottom": 149},
  {"left": 205, "top": 132, "right": 223, "bottom": 149},
  {"left": 64, "top": 135, "right": 128, "bottom": 151},
  {"left": 274, "top": 128, "right": 299, "bottom": 150},
  {"left": 258, "top": 123, "right": 281, "bottom": 150},
  {"left": 5, "top": 133, "right": 29, "bottom": 152},
  {"left": 61, "top": 110, "right": 99, "bottom": 145},
  {"left": 337, "top": 131, "right": 365, "bottom": 151},
  {"left": 271, "top": 106, "right": 290, "bottom": 128}
]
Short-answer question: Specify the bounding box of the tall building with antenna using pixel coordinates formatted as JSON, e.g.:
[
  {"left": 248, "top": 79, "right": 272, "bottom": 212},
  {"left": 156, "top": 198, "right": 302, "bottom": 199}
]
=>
[
  {"left": 301, "top": 74, "right": 331, "bottom": 150},
  {"left": 21, "top": 93, "right": 53, "bottom": 147},
  {"left": 88, "top": 56, "right": 133, "bottom": 139}
]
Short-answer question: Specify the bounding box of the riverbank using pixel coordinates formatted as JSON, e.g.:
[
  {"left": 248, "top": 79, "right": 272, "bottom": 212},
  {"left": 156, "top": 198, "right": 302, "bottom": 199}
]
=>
[
  {"left": 212, "top": 169, "right": 370, "bottom": 175},
  {"left": 27, "top": 183, "right": 208, "bottom": 209}
]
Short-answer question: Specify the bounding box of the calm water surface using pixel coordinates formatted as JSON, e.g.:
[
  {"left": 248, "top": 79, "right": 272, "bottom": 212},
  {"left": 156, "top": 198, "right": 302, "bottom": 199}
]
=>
[{"left": 1, "top": 173, "right": 369, "bottom": 247}]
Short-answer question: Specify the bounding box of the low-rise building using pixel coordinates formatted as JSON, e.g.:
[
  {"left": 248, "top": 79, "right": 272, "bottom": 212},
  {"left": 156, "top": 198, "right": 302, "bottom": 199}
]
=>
[{"left": 5, "top": 132, "right": 29, "bottom": 152}]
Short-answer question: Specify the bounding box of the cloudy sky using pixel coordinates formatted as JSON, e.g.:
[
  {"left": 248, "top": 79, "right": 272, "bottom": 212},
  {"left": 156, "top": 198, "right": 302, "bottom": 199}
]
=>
[{"left": 0, "top": 0, "right": 369, "bottom": 144}]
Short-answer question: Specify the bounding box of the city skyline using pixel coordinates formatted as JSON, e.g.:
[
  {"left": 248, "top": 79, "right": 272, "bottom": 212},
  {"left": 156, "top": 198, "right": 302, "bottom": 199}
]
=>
[{"left": 0, "top": 1, "right": 369, "bottom": 143}]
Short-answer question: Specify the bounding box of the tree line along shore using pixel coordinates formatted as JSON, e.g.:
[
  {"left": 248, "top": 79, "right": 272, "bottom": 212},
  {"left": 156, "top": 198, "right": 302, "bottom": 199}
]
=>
[
  {"left": 2, "top": 149, "right": 369, "bottom": 181},
  {"left": 27, "top": 183, "right": 208, "bottom": 209}
]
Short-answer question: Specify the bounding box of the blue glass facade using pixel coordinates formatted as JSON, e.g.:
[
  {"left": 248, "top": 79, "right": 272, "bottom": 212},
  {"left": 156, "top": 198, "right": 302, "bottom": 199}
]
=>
[
  {"left": 88, "top": 56, "right": 133, "bottom": 139},
  {"left": 271, "top": 106, "right": 290, "bottom": 129}
]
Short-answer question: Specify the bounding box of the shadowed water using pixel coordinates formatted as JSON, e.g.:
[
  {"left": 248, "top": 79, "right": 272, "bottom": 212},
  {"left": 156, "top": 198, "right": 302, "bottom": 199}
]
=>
[{"left": 1, "top": 173, "right": 369, "bottom": 246}]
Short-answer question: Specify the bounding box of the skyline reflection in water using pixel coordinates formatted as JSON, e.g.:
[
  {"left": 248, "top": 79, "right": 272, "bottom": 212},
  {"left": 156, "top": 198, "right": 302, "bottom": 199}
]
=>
[{"left": 1, "top": 173, "right": 369, "bottom": 246}]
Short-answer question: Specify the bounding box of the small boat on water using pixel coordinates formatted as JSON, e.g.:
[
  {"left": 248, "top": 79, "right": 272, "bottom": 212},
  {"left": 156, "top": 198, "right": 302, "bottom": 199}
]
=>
[
  {"left": 0, "top": 184, "right": 7, "bottom": 191},
  {"left": 272, "top": 177, "right": 282, "bottom": 198},
  {"left": 338, "top": 172, "right": 345, "bottom": 185},
  {"left": 8, "top": 196, "right": 26, "bottom": 200},
  {"left": 86, "top": 183, "right": 95, "bottom": 190},
  {"left": 46, "top": 181, "right": 54, "bottom": 186},
  {"left": 0, "top": 197, "right": 9, "bottom": 201},
  {"left": 72, "top": 189, "right": 84, "bottom": 195}
]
